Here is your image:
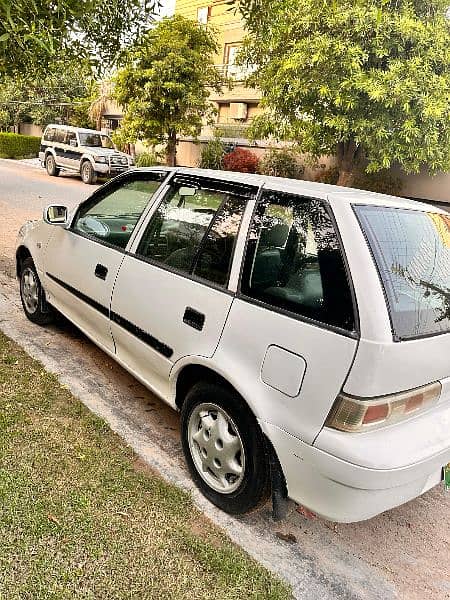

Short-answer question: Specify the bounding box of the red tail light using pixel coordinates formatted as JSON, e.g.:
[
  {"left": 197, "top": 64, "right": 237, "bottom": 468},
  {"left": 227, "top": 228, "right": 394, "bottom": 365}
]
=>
[{"left": 326, "top": 382, "right": 442, "bottom": 432}]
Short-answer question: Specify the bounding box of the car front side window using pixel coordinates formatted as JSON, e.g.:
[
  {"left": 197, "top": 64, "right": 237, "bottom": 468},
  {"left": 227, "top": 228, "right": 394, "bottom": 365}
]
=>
[{"left": 72, "top": 173, "right": 167, "bottom": 250}]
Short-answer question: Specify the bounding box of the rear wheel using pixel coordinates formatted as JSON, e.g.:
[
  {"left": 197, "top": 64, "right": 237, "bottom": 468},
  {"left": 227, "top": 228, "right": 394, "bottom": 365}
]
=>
[
  {"left": 45, "top": 154, "right": 59, "bottom": 177},
  {"left": 81, "top": 160, "right": 97, "bottom": 185},
  {"left": 19, "top": 258, "right": 54, "bottom": 325},
  {"left": 181, "top": 381, "right": 271, "bottom": 514}
]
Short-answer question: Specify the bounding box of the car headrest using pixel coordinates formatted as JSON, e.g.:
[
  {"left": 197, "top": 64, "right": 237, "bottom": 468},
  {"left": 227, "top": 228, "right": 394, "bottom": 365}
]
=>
[{"left": 260, "top": 223, "right": 290, "bottom": 248}]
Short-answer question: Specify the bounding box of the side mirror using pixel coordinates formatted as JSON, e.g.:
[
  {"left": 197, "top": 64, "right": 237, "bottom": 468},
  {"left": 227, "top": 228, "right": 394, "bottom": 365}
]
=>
[
  {"left": 44, "top": 205, "right": 68, "bottom": 226},
  {"left": 69, "top": 139, "right": 77, "bottom": 147}
]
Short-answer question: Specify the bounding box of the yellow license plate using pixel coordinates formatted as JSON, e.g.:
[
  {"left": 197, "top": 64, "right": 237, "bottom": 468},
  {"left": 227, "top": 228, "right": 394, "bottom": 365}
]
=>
[{"left": 444, "top": 463, "right": 450, "bottom": 491}]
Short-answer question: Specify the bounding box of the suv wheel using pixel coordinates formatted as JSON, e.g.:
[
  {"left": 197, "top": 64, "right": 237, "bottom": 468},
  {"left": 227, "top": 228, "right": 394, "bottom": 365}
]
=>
[
  {"left": 181, "top": 382, "right": 271, "bottom": 514},
  {"left": 45, "top": 154, "right": 59, "bottom": 177},
  {"left": 19, "top": 258, "right": 54, "bottom": 325},
  {"left": 81, "top": 160, "right": 97, "bottom": 185}
]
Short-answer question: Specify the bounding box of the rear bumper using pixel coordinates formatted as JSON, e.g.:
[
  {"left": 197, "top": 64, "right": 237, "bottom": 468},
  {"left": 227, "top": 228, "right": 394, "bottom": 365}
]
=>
[{"left": 262, "top": 421, "right": 449, "bottom": 522}]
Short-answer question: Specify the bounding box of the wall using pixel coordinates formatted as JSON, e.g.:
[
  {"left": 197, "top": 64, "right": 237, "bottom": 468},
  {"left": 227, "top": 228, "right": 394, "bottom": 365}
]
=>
[{"left": 19, "top": 123, "right": 43, "bottom": 137}]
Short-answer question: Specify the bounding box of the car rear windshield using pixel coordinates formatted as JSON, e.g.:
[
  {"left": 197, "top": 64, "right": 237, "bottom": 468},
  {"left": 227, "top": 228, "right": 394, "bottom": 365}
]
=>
[{"left": 355, "top": 205, "right": 449, "bottom": 341}]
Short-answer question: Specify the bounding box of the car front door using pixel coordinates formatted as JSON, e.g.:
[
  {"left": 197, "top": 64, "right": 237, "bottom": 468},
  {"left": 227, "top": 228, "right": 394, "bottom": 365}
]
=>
[
  {"left": 42, "top": 170, "right": 169, "bottom": 353},
  {"left": 109, "top": 174, "right": 256, "bottom": 399}
]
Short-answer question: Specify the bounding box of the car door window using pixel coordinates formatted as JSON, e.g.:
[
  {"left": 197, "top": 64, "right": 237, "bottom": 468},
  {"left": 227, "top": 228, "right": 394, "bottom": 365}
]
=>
[
  {"left": 65, "top": 132, "right": 77, "bottom": 147},
  {"left": 135, "top": 180, "right": 248, "bottom": 286},
  {"left": 72, "top": 173, "right": 167, "bottom": 249},
  {"left": 241, "top": 190, "right": 355, "bottom": 332}
]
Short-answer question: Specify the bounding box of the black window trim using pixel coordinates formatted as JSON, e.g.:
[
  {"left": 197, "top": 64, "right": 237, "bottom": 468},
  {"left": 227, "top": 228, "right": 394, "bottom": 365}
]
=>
[
  {"left": 127, "top": 174, "right": 259, "bottom": 292},
  {"left": 352, "top": 202, "right": 450, "bottom": 342},
  {"left": 68, "top": 169, "right": 170, "bottom": 253},
  {"left": 236, "top": 187, "right": 361, "bottom": 340}
]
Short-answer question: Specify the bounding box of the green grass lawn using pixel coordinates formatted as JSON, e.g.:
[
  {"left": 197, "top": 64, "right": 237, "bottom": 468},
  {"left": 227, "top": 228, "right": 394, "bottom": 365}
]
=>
[{"left": 0, "top": 332, "right": 291, "bottom": 599}]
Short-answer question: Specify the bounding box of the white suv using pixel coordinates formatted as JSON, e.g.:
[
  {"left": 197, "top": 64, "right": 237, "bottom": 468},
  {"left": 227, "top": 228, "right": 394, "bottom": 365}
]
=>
[
  {"left": 15, "top": 168, "right": 450, "bottom": 522},
  {"left": 39, "top": 124, "right": 133, "bottom": 184}
]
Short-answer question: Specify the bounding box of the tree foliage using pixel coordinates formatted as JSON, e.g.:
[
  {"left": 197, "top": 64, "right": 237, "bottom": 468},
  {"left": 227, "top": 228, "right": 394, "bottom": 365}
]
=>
[
  {"left": 0, "top": 61, "right": 94, "bottom": 129},
  {"left": 236, "top": 0, "right": 450, "bottom": 185},
  {"left": 0, "top": 0, "right": 161, "bottom": 76},
  {"left": 114, "top": 15, "right": 224, "bottom": 166}
]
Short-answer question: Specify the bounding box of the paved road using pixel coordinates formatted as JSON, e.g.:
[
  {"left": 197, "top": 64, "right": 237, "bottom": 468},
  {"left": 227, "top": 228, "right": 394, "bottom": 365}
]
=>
[
  {"left": 1, "top": 159, "right": 449, "bottom": 600},
  {"left": 0, "top": 159, "right": 99, "bottom": 274}
]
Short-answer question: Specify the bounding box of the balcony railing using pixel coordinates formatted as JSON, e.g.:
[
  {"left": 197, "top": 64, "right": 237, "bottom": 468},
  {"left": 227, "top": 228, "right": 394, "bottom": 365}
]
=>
[{"left": 214, "top": 63, "right": 254, "bottom": 82}]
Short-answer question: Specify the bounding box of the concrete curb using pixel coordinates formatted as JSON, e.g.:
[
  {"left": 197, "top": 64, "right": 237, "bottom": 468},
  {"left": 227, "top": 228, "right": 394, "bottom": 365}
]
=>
[{"left": 0, "top": 273, "right": 396, "bottom": 600}]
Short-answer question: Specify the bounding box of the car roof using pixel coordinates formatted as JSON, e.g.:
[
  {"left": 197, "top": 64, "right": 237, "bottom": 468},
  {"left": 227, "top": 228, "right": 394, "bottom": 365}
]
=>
[
  {"left": 44, "top": 124, "right": 106, "bottom": 135},
  {"left": 140, "top": 167, "right": 447, "bottom": 215}
]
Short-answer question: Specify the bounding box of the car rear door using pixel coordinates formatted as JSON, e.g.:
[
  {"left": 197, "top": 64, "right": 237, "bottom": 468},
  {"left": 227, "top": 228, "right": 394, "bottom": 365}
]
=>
[
  {"left": 42, "top": 170, "right": 168, "bottom": 353},
  {"left": 109, "top": 174, "right": 256, "bottom": 399},
  {"left": 214, "top": 187, "right": 359, "bottom": 444}
]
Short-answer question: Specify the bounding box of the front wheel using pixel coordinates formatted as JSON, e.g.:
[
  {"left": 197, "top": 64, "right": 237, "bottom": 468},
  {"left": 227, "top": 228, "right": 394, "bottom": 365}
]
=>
[
  {"left": 45, "top": 154, "right": 59, "bottom": 177},
  {"left": 19, "top": 258, "right": 54, "bottom": 325},
  {"left": 81, "top": 161, "right": 97, "bottom": 185},
  {"left": 181, "top": 382, "right": 271, "bottom": 514}
]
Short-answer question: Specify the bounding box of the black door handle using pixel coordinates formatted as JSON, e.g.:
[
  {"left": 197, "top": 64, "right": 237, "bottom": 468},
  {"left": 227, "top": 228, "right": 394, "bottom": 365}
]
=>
[
  {"left": 94, "top": 263, "right": 108, "bottom": 280},
  {"left": 183, "top": 307, "right": 205, "bottom": 331}
]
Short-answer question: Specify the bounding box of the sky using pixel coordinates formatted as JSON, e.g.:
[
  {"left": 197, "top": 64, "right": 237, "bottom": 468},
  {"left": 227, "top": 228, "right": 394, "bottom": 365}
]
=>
[{"left": 157, "top": 0, "right": 175, "bottom": 17}]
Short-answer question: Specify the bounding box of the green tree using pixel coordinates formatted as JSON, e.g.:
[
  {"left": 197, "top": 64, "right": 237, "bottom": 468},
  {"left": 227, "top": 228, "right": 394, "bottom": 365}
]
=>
[
  {"left": 0, "top": 61, "right": 94, "bottom": 129},
  {"left": 237, "top": 0, "right": 450, "bottom": 186},
  {"left": 114, "top": 15, "right": 224, "bottom": 166},
  {"left": 0, "top": 0, "right": 160, "bottom": 77}
]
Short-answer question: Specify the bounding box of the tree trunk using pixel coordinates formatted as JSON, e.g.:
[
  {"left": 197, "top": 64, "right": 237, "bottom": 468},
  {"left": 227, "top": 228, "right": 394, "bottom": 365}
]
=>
[
  {"left": 166, "top": 130, "right": 177, "bottom": 167},
  {"left": 336, "top": 140, "right": 360, "bottom": 187}
]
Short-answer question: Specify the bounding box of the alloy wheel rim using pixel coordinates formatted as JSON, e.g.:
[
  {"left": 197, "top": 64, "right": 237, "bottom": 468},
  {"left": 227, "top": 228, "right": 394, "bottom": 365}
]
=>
[
  {"left": 188, "top": 403, "right": 245, "bottom": 494},
  {"left": 21, "top": 268, "right": 39, "bottom": 314}
]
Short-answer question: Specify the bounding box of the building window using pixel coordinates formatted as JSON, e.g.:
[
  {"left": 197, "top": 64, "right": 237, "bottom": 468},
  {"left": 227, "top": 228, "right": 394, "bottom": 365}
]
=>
[{"left": 197, "top": 7, "right": 210, "bottom": 24}]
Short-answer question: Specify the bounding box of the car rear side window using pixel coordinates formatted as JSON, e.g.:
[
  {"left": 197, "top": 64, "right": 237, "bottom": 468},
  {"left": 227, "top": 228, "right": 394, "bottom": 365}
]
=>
[
  {"left": 241, "top": 190, "right": 355, "bottom": 332},
  {"left": 355, "top": 205, "right": 450, "bottom": 340}
]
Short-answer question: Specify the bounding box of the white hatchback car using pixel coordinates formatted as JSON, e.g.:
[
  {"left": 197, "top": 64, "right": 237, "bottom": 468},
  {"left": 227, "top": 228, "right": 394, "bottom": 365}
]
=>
[{"left": 16, "top": 168, "right": 450, "bottom": 522}]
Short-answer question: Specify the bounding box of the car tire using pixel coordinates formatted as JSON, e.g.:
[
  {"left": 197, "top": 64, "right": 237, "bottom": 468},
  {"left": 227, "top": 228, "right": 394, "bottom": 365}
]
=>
[
  {"left": 180, "top": 381, "right": 271, "bottom": 514},
  {"left": 81, "top": 160, "right": 97, "bottom": 185},
  {"left": 45, "top": 154, "right": 60, "bottom": 177},
  {"left": 19, "top": 258, "right": 54, "bottom": 325}
]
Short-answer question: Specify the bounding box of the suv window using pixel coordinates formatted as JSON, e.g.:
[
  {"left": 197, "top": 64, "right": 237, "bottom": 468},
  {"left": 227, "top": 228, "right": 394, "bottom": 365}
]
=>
[
  {"left": 44, "top": 127, "right": 56, "bottom": 142},
  {"left": 65, "top": 131, "right": 77, "bottom": 146},
  {"left": 72, "top": 173, "right": 167, "bottom": 249},
  {"left": 241, "top": 190, "right": 355, "bottom": 332},
  {"left": 136, "top": 180, "right": 247, "bottom": 286},
  {"left": 53, "top": 128, "right": 66, "bottom": 143},
  {"left": 79, "top": 132, "right": 114, "bottom": 149},
  {"left": 355, "top": 205, "right": 449, "bottom": 340}
]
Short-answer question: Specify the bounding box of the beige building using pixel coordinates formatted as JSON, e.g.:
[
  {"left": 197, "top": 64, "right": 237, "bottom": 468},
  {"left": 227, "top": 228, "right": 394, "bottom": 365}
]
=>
[
  {"left": 174, "top": 0, "right": 450, "bottom": 205},
  {"left": 174, "top": 0, "right": 265, "bottom": 167}
]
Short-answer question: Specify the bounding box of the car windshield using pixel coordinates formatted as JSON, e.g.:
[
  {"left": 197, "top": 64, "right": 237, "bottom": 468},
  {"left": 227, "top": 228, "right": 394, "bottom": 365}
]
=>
[
  {"left": 78, "top": 133, "right": 114, "bottom": 149},
  {"left": 355, "top": 205, "right": 450, "bottom": 340}
]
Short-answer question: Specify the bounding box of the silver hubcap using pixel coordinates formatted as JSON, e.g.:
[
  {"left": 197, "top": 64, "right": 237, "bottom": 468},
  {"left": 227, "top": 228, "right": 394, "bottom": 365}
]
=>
[
  {"left": 82, "top": 163, "right": 90, "bottom": 181},
  {"left": 188, "top": 403, "right": 245, "bottom": 494},
  {"left": 21, "top": 268, "right": 39, "bottom": 314},
  {"left": 47, "top": 157, "right": 54, "bottom": 172}
]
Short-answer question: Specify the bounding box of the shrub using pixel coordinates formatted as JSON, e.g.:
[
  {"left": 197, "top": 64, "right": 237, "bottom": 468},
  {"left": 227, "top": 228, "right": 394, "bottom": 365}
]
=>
[
  {"left": 353, "top": 170, "right": 403, "bottom": 196},
  {"left": 223, "top": 147, "right": 259, "bottom": 173},
  {"left": 135, "top": 151, "right": 162, "bottom": 167},
  {"left": 314, "top": 166, "right": 340, "bottom": 185},
  {"left": 199, "top": 136, "right": 226, "bottom": 170},
  {"left": 0, "top": 133, "right": 41, "bottom": 159},
  {"left": 258, "top": 148, "right": 304, "bottom": 179}
]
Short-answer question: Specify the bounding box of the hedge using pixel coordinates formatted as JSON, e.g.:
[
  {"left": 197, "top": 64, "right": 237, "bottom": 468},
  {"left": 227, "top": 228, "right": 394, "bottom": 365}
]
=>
[{"left": 0, "top": 132, "right": 41, "bottom": 159}]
